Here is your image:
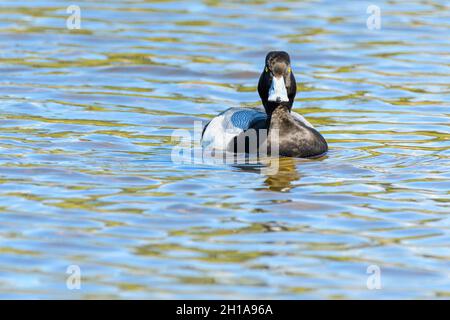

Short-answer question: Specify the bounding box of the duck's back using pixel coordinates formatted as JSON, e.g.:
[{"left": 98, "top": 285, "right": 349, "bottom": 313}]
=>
[{"left": 201, "top": 107, "right": 267, "bottom": 150}]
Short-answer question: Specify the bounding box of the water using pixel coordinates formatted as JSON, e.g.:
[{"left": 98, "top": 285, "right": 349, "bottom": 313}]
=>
[{"left": 0, "top": 0, "right": 449, "bottom": 299}]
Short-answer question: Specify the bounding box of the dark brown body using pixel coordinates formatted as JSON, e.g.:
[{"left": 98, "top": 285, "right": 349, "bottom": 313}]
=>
[
  {"left": 229, "top": 105, "right": 328, "bottom": 158},
  {"left": 268, "top": 106, "right": 328, "bottom": 157}
]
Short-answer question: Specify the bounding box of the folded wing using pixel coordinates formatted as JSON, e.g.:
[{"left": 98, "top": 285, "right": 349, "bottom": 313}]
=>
[{"left": 201, "top": 108, "right": 266, "bottom": 150}]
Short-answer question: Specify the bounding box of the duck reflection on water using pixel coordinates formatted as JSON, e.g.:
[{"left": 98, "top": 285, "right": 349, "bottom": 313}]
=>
[{"left": 233, "top": 157, "right": 301, "bottom": 192}]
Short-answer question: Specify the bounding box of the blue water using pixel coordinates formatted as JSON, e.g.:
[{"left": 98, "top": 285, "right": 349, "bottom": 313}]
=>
[{"left": 0, "top": 0, "right": 449, "bottom": 299}]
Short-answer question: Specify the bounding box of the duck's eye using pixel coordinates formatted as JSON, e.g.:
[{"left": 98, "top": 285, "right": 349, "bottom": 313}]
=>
[
  {"left": 265, "top": 66, "right": 268, "bottom": 73},
  {"left": 287, "top": 66, "right": 291, "bottom": 73}
]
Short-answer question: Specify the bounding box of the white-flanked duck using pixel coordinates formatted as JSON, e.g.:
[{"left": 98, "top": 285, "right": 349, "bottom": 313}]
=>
[{"left": 201, "top": 51, "right": 328, "bottom": 158}]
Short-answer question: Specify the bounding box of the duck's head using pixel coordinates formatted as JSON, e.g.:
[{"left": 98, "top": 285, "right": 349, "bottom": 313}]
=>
[{"left": 258, "top": 51, "right": 296, "bottom": 115}]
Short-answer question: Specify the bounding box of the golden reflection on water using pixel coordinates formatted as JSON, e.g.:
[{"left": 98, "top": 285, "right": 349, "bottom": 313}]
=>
[{"left": 263, "top": 157, "right": 301, "bottom": 192}]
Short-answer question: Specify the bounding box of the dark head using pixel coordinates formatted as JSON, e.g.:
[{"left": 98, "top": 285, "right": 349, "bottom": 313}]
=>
[{"left": 258, "top": 51, "right": 297, "bottom": 115}]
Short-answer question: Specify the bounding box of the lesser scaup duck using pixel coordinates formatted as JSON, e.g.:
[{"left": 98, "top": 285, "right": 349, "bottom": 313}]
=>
[{"left": 201, "top": 51, "right": 328, "bottom": 158}]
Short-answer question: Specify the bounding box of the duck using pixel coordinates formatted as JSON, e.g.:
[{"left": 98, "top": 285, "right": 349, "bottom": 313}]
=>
[{"left": 201, "top": 51, "right": 328, "bottom": 158}]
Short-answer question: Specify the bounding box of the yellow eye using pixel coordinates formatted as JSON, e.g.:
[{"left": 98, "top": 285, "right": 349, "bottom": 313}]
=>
[
  {"left": 265, "top": 67, "right": 268, "bottom": 73},
  {"left": 287, "top": 67, "right": 291, "bottom": 73}
]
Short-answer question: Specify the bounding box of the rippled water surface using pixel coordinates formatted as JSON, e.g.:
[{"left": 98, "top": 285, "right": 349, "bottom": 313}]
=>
[{"left": 0, "top": 0, "right": 449, "bottom": 299}]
